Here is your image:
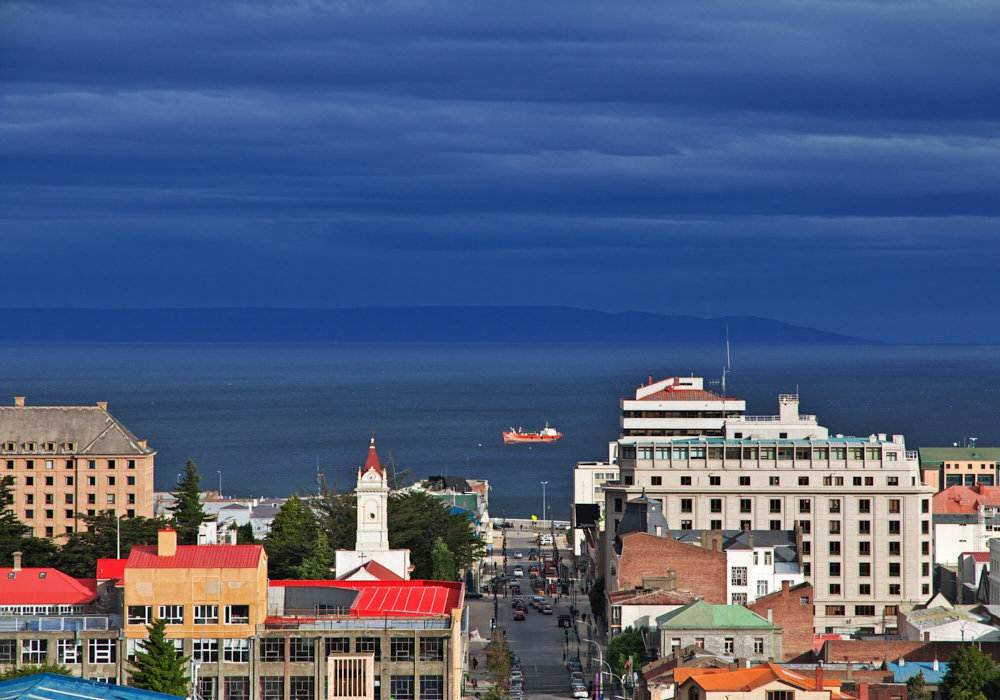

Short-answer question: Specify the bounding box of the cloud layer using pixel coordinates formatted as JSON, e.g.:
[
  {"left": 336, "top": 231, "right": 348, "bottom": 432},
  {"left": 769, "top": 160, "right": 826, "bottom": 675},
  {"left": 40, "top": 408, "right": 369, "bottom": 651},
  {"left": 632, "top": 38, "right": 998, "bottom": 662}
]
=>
[{"left": 2, "top": 0, "right": 999, "bottom": 341}]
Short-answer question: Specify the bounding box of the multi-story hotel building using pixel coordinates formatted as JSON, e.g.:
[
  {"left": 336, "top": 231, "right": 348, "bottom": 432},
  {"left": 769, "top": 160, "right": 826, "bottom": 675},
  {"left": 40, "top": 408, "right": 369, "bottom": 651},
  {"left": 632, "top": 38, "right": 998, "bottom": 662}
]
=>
[
  {"left": 0, "top": 397, "right": 156, "bottom": 538},
  {"left": 599, "top": 376, "right": 936, "bottom": 636}
]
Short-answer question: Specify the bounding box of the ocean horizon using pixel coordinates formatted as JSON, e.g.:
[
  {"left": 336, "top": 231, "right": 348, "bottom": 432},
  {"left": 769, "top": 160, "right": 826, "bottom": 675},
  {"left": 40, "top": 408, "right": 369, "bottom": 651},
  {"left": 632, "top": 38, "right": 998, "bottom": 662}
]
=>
[{"left": 1, "top": 343, "right": 998, "bottom": 519}]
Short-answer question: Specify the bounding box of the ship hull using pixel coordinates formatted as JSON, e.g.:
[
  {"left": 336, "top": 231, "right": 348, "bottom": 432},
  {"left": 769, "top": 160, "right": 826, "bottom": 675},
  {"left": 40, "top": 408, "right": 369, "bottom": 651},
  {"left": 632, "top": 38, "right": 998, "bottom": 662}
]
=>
[{"left": 503, "top": 432, "right": 562, "bottom": 444}]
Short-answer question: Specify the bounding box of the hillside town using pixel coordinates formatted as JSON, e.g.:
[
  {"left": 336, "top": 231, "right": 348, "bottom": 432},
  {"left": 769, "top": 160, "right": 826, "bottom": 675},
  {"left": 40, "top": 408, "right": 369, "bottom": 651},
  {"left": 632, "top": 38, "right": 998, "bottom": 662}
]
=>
[{"left": 2, "top": 379, "right": 1000, "bottom": 700}]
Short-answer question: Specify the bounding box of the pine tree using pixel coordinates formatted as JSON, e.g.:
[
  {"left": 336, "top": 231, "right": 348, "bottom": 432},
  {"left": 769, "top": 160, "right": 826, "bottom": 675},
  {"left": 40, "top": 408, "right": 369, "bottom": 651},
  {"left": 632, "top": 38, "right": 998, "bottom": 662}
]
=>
[
  {"left": 172, "top": 460, "right": 208, "bottom": 545},
  {"left": 0, "top": 476, "right": 56, "bottom": 567},
  {"left": 908, "top": 671, "right": 929, "bottom": 700},
  {"left": 265, "top": 495, "right": 334, "bottom": 580},
  {"left": 431, "top": 537, "right": 456, "bottom": 581},
  {"left": 940, "top": 644, "right": 998, "bottom": 700},
  {"left": 129, "top": 618, "right": 190, "bottom": 696}
]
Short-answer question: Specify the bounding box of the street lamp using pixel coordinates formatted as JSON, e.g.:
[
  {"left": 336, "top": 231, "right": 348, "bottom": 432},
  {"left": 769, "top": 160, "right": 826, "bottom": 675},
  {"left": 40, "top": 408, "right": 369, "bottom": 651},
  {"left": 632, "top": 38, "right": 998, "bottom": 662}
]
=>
[
  {"left": 584, "top": 638, "right": 603, "bottom": 700},
  {"left": 217, "top": 471, "right": 223, "bottom": 498},
  {"left": 116, "top": 511, "right": 122, "bottom": 560},
  {"left": 541, "top": 482, "right": 548, "bottom": 528}
]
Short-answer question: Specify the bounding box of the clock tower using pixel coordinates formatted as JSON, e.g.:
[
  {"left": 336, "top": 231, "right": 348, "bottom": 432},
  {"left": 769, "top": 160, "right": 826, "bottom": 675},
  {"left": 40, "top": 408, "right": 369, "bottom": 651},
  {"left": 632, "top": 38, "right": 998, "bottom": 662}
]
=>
[{"left": 355, "top": 437, "right": 389, "bottom": 551}]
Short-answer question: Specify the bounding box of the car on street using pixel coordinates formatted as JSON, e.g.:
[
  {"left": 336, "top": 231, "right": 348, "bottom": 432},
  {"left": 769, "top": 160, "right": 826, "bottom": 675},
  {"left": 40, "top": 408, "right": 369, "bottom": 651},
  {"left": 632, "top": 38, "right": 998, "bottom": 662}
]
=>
[
  {"left": 570, "top": 672, "right": 584, "bottom": 685},
  {"left": 465, "top": 590, "right": 484, "bottom": 599},
  {"left": 542, "top": 603, "right": 554, "bottom": 614},
  {"left": 513, "top": 609, "right": 525, "bottom": 621},
  {"left": 513, "top": 566, "right": 524, "bottom": 577},
  {"left": 572, "top": 684, "right": 588, "bottom": 698},
  {"left": 514, "top": 551, "right": 523, "bottom": 558}
]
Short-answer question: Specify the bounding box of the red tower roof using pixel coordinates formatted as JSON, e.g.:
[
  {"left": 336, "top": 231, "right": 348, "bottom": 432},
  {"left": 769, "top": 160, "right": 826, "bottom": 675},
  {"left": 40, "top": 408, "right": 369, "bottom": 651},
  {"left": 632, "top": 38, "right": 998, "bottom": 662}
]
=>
[{"left": 364, "top": 437, "right": 381, "bottom": 475}]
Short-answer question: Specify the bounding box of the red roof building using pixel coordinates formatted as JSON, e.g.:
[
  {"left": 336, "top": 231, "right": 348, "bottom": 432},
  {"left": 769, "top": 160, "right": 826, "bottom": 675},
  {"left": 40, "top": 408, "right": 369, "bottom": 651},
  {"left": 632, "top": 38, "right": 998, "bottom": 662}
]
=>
[
  {"left": 933, "top": 484, "right": 1000, "bottom": 513},
  {"left": 0, "top": 554, "right": 98, "bottom": 608},
  {"left": 363, "top": 437, "right": 381, "bottom": 475},
  {"left": 127, "top": 543, "right": 265, "bottom": 568},
  {"left": 96, "top": 558, "right": 128, "bottom": 580},
  {"left": 268, "top": 579, "right": 464, "bottom": 619}
]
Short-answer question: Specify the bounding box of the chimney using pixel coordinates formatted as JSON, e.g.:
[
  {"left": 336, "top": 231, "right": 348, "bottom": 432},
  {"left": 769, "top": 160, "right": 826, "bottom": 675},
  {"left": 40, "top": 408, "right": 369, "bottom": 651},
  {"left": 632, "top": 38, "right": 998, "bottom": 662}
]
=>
[
  {"left": 782, "top": 580, "right": 790, "bottom": 596},
  {"left": 13, "top": 397, "right": 24, "bottom": 407},
  {"left": 767, "top": 608, "right": 773, "bottom": 623},
  {"left": 898, "top": 655, "right": 905, "bottom": 667},
  {"left": 649, "top": 375, "right": 653, "bottom": 385},
  {"left": 748, "top": 534, "right": 754, "bottom": 548},
  {"left": 860, "top": 684, "right": 869, "bottom": 700},
  {"left": 12, "top": 551, "right": 22, "bottom": 571},
  {"left": 97, "top": 401, "right": 108, "bottom": 410},
  {"left": 846, "top": 662, "right": 853, "bottom": 681},
  {"left": 933, "top": 657, "right": 939, "bottom": 671},
  {"left": 158, "top": 528, "right": 177, "bottom": 557},
  {"left": 815, "top": 665, "right": 824, "bottom": 691},
  {"left": 138, "top": 440, "right": 147, "bottom": 450}
]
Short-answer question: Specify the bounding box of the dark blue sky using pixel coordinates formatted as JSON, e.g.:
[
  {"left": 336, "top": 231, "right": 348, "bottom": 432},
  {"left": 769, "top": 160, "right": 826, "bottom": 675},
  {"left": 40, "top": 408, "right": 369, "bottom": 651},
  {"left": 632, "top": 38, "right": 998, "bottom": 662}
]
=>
[{"left": 2, "top": 0, "right": 998, "bottom": 343}]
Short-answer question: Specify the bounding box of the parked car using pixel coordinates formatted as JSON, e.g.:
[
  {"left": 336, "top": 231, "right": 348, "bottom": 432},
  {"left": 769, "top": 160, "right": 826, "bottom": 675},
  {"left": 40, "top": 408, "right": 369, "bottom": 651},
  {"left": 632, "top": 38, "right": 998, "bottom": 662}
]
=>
[
  {"left": 513, "top": 609, "right": 525, "bottom": 621},
  {"left": 572, "top": 684, "right": 589, "bottom": 698}
]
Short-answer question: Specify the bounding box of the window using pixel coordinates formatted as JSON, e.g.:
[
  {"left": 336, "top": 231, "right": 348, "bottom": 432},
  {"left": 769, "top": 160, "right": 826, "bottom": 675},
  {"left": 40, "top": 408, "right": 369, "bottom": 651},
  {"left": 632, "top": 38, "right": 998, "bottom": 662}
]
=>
[
  {"left": 25, "top": 494, "right": 33, "bottom": 504},
  {"left": 711, "top": 519, "right": 722, "bottom": 530},
  {"left": 355, "top": 637, "right": 381, "bottom": 660},
  {"left": 225, "top": 678, "right": 251, "bottom": 700},
  {"left": 859, "top": 541, "right": 871, "bottom": 556},
  {"left": 726, "top": 447, "right": 741, "bottom": 460},
  {"left": 859, "top": 562, "right": 871, "bottom": 577},
  {"left": 391, "top": 678, "right": 415, "bottom": 700},
  {"left": 108, "top": 460, "right": 116, "bottom": 469},
  {"left": 922, "top": 541, "right": 930, "bottom": 555},
  {"left": 325, "top": 637, "right": 350, "bottom": 655},
  {"left": 107, "top": 476, "right": 115, "bottom": 486},
  {"left": 65, "top": 494, "right": 73, "bottom": 504},
  {"left": 128, "top": 476, "right": 136, "bottom": 485},
  {"left": 614, "top": 498, "right": 623, "bottom": 513},
  {"left": 795, "top": 447, "right": 811, "bottom": 461},
  {"left": 88, "top": 638, "right": 116, "bottom": 664},
  {"left": 887, "top": 476, "right": 899, "bottom": 486},
  {"left": 199, "top": 677, "right": 217, "bottom": 700},
  {"left": 859, "top": 584, "right": 871, "bottom": 595},
  {"left": 681, "top": 499, "right": 692, "bottom": 513},
  {"left": 689, "top": 689, "right": 700, "bottom": 700},
  {"left": 260, "top": 678, "right": 284, "bottom": 700},
  {"left": 828, "top": 499, "right": 840, "bottom": 513},
  {"left": 829, "top": 541, "right": 841, "bottom": 556},
  {"left": 107, "top": 494, "right": 115, "bottom": 504},
  {"left": 739, "top": 476, "right": 751, "bottom": 486},
  {"left": 25, "top": 509, "right": 33, "bottom": 519},
  {"left": 800, "top": 597, "right": 810, "bottom": 605},
  {"left": 637, "top": 447, "right": 653, "bottom": 460},
  {"left": 760, "top": 447, "right": 775, "bottom": 460},
  {"left": 185, "top": 638, "right": 219, "bottom": 663},
  {"left": 691, "top": 447, "right": 706, "bottom": 459},
  {"left": 799, "top": 520, "right": 811, "bottom": 534},
  {"left": 922, "top": 562, "right": 930, "bottom": 577},
  {"left": 754, "top": 639, "right": 765, "bottom": 655},
  {"left": 681, "top": 520, "right": 692, "bottom": 530},
  {"left": 287, "top": 678, "right": 313, "bottom": 700},
  {"left": 803, "top": 563, "right": 811, "bottom": 577},
  {"left": 885, "top": 605, "right": 898, "bottom": 615},
  {"left": 58, "top": 639, "right": 82, "bottom": 664},
  {"left": 225, "top": 605, "right": 250, "bottom": 624},
  {"left": 158, "top": 606, "right": 183, "bottom": 624},
  {"left": 743, "top": 447, "right": 757, "bottom": 460},
  {"left": 390, "top": 638, "right": 414, "bottom": 662},
  {"left": 889, "top": 541, "right": 901, "bottom": 555},
  {"left": 127, "top": 493, "right": 136, "bottom": 504},
  {"left": 624, "top": 476, "right": 633, "bottom": 486},
  {"left": 724, "top": 638, "right": 734, "bottom": 654},
  {"left": 855, "top": 605, "right": 876, "bottom": 616},
  {"left": 224, "top": 639, "right": 251, "bottom": 663},
  {"left": 888, "top": 521, "right": 900, "bottom": 535},
  {"left": 731, "top": 567, "right": 748, "bottom": 586},
  {"left": 621, "top": 446, "right": 636, "bottom": 460},
  {"left": 858, "top": 520, "right": 871, "bottom": 535},
  {"left": 290, "top": 637, "right": 315, "bottom": 662},
  {"left": 680, "top": 476, "right": 692, "bottom": 486},
  {"left": 889, "top": 562, "right": 901, "bottom": 577},
  {"left": 826, "top": 605, "right": 846, "bottom": 616},
  {"left": 922, "top": 520, "right": 930, "bottom": 534},
  {"left": 22, "top": 639, "right": 47, "bottom": 663},
  {"left": 829, "top": 562, "right": 841, "bottom": 577},
  {"left": 888, "top": 499, "right": 901, "bottom": 513},
  {"left": 757, "top": 580, "right": 768, "bottom": 596},
  {"left": 769, "top": 476, "right": 780, "bottom": 486},
  {"left": 801, "top": 540, "right": 811, "bottom": 555},
  {"left": 731, "top": 593, "right": 747, "bottom": 605},
  {"left": 651, "top": 476, "right": 662, "bottom": 486},
  {"left": 260, "top": 638, "right": 285, "bottom": 662},
  {"left": 829, "top": 520, "right": 841, "bottom": 534},
  {"left": 770, "top": 520, "right": 781, "bottom": 531},
  {"left": 769, "top": 499, "right": 781, "bottom": 513},
  {"left": 767, "top": 691, "right": 792, "bottom": 700},
  {"left": 889, "top": 583, "right": 901, "bottom": 595},
  {"left": 922, "top": 499, "right": 930, "bottom": 514},
  {"left": 128, "top": 606, "right": 152, "bottom": 625},
  {"left": 419, "top": 637, "right": 444, "bottom": 662},
  {"left": 710, "top": 476, "right": 721, "bottom": 486},
  {"left": 419, "top": 676, "right": 444, "bottom": 700},
  {"left": 799, "top": 499, "right": 811, "bottom": 513},
  {"left": 798, "top": 476, "right": 809, "bottom": 486},
  {"left": 740, "top": 520, "right": 751, "bottom": 531},
  {"left": 829, "top": 583, "right": 841, "bottom": 594},
  {"left": 710, "top": 499, "right": 722, "bottom": 513},
  {"left": 45, "top": 509, "right": 54, "bottom": 518},
  {"left": 194, "top": 605, "right": 219, "bottom": 625},
  {"left": 740, "top": 499, "right": 752, "bottom": 513},
  {"left": 858, "top": 499, "right": 871, "bottom": 513},
  {"left": 777, "top": 446, "right": 791, "bottom": 459}
]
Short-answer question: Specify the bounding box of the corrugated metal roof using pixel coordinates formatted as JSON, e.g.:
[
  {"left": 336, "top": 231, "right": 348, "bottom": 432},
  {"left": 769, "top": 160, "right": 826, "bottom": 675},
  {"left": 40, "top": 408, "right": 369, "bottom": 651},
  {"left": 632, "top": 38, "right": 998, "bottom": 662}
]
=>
[
  {"left": 0, "top": 568, "right": 99, "bottom": 605},
  {"left": 97, "top": 558, "right": 128, "bottom": 580},
  {"left": 657, "top": 600, "right": 774, "bottom": 629},
  {"left": 0, "top": 673, "right": 175, "bottom": 700},
  {"left": 127, "top": 544, "right": 265, "bottom": 569},
  {"left": 888, "top": 661, "right": 948, "bottom": 685},
  {"left": 269, "top": 580, "right": 463, "bottom": 617}
]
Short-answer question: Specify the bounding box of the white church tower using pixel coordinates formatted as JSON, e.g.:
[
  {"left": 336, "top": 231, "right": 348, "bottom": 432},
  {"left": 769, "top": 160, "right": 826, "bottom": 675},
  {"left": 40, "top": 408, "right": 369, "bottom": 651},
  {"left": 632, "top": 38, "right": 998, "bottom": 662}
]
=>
[
  {"left": 334, "top": 437, "right": 412, "bottom": 580},
  {"left": 355, "top": 437, "right": 389, "bottom": 551}
]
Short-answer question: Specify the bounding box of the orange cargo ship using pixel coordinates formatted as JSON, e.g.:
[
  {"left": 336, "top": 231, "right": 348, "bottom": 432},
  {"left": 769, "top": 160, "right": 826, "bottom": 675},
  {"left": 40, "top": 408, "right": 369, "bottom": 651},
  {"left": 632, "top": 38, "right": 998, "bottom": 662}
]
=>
[{"left": 503, "top": 422, "right": 562, "bottom": 444}]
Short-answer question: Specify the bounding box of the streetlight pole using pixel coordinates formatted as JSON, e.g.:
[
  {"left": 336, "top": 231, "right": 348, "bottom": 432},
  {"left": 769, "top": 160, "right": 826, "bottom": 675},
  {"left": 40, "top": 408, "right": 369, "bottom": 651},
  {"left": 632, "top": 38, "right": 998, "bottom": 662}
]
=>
[
  {"left": 116, "top": 511, "right": 122, "bottom": 560},
  {"left": 541, "top": 482, "right": 548, "bottom": 530},
  {"left": 217, "top": 471, "right": 222, "bottom": 498},
  {"left": 584, "top": 638, "right": 603, "bottom": 700}
]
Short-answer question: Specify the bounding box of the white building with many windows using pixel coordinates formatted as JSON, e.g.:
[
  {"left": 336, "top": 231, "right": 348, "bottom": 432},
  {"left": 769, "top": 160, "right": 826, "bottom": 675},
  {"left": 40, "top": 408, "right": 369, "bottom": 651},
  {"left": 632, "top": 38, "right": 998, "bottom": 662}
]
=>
[{"left": 602, "top": 376, "right": 935, "bottom": 635}]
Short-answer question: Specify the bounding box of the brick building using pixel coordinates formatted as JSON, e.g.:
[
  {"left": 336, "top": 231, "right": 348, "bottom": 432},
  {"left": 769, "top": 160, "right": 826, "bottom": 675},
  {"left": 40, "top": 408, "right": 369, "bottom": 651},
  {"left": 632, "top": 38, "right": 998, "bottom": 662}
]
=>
[
  {"left": 614, "top": 532, "right": 727, "bottom": 604},
  {"left": 747, "top": 581, "right": 814, "bottom": 661},
  {"left": 0, "top": 397, "right": 156, "bottom": 539}
]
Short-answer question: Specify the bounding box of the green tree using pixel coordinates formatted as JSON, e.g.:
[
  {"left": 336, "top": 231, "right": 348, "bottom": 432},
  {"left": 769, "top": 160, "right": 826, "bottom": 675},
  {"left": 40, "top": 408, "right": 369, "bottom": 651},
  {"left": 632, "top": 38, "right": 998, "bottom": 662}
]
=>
[
  {"left": 0, "top": 661, "right": 72, "bottom": 680},
  {"left": 171, "top": 460, "right": 208, "bottom": 544},
  {"left": 940, "top": 645, "right": 998, "bottom": 700},
  {"left": 128, "top": 618, "right": 190, "bottom": 696},
  {"left": 54, "top": 512, "right": 172, "bottom": 578},
  {"left": 264, "top": 495, "right": 334, "bottom": 580},
  {"left": 233, "top": 521, "right": 255, "bottom": 544},
  {"left": 0, "top": 476, "right": 57, "bottom": 567},
  {"left": 387, "top": 490, "right": 485, "bottom": 579},
  {"left": 484, "top": 633, "right": 511, "bottom": 699},
  {"left": 907, "top": 671, "right": 929, "bottom": 700},
  {"left": 589, "top": 577, "right": 606, "bottom": 620},
  {"left": 608, "top": 626, "right": 647, "bottom": 677},
  {"left": 431, "top": 537, "right": 457, "bottom": 581}
]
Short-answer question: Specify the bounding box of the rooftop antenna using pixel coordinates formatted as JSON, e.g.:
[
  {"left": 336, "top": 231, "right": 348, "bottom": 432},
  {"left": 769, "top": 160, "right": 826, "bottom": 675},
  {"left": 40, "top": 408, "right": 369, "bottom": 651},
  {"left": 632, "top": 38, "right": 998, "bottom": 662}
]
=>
[{"left": 726, "top": 324, "right": 731, "bottom": 370}]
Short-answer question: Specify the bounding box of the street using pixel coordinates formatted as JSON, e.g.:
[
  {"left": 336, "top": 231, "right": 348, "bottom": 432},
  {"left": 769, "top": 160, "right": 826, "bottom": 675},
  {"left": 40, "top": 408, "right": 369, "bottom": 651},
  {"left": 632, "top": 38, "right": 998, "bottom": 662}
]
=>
[{"left": 466, "top": 528, "right": 600, "bottom": 700}]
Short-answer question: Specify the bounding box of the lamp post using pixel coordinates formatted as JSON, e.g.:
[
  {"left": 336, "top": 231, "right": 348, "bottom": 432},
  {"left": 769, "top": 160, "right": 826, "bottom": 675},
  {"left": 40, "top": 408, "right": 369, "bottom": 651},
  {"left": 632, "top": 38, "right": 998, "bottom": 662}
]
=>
[
  {"left": 584, "top": 638, "right": 603, "bottom": 700},
  {"left": 541, "top": 482, "right": 548, "bottom": 530},
  {"left": 217, "top": 471, "right": 222, "bottom": 498},
  {"left": 116, "top": 511, "right": 122, "bottom": 560}
]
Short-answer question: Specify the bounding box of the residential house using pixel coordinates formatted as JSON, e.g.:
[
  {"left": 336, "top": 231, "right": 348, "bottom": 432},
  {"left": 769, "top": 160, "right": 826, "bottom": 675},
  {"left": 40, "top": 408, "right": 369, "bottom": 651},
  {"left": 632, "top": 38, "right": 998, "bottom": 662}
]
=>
[
  {"left": 747, "top": 581, "right": 815, "bottom": 661},
  {"left": 674, "top": 662, "right": 853, "bottom": 700},
  {"left": 654, "top": 600, "right": 782, "bottom": 662},
  {"left": 639, "top": 647, "right": 732, "bottom": 700},
  {"left": 932, "top": 485, "right": 1000, "bottom": 566},
  {"left": 609, "top": 589, "right": 696, "bottom": 638},
  {"left": 887, "top": 660, "right": 947, "bottom": 700},
  {"left": 897, "top": 599, "right": 1000, "bottom": 642}
]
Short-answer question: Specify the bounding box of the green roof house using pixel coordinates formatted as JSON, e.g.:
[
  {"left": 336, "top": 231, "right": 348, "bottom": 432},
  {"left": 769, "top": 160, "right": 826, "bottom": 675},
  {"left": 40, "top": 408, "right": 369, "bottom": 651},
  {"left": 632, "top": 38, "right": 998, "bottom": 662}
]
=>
[{"left": 656, "top": 600, "right": 782, "bottom": 662}]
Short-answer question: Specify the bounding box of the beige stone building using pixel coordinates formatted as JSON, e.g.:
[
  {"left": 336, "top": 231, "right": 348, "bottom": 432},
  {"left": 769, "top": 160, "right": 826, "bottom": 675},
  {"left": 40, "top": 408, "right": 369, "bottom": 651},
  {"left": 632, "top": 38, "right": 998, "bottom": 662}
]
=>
[{"left": 0, "top": 397, "right": 156, "bottom": 538}]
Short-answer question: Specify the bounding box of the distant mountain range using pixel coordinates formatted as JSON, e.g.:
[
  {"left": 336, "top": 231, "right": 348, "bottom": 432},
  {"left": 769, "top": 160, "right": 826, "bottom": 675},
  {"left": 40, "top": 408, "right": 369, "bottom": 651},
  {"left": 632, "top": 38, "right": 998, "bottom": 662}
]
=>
[{"left": 0, "top": 307, "right": 875, "bottom": 344}]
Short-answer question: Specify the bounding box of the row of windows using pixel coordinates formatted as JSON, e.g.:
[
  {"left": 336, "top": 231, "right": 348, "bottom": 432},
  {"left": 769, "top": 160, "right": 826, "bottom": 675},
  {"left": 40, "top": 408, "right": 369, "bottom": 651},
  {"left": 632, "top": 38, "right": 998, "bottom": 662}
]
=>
[
  {"left": 4, "top": 458, "right": 137, "bottom": 469},
  {"left": 5, "top": 474, "right": 137, "bottom": 486},
  {"left": 128, "top": 605, "right": 251, "bottom": 626},
  {"left": 0, "top": 639, "right": 116, "bottom": 665},
  {"left": 623, "top": 445, "right": 897, "bottom": 462},
  {"left": 806, "top": 540, "right": 931, "bottom": 557},
  {"left": 670, "top": 637, "right": 765, "bottom": 655},
  {"left": 649, "top": 474, "right": 905, "bottom": 487},
  {"left": 825, "top": 582, "right": 927, "bottom": 596},
  {"left": 823, "top": 561, "right": 931, "bottom": 578},
  {"left": 824, "top": 605, "right": 893, "bottom": 617}
]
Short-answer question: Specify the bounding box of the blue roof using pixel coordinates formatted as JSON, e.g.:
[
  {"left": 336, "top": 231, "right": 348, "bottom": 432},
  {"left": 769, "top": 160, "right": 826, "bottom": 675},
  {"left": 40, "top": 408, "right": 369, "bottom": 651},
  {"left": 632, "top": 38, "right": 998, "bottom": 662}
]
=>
[
  {"left": 0, "top": 674, "right": 178, "bottom": 700},
  {"left": 887, "top": 661, "right": 948, "bottom": 685},
  {"left": 450, "top": 505, "right": 473, "bottom": 517}
]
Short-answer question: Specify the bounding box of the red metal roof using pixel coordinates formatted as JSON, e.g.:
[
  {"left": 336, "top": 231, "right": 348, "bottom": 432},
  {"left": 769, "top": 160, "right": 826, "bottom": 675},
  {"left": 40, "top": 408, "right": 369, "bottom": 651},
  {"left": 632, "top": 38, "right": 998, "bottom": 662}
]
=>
[
  {"left": 127, "top": 544, "right": 265, "bottom": 569},
  {"left": 337, "top": 560, "right": 404, "bottom": 581},
  {"left": 0, "top": 568, "right": 100, "bottom": 605},
  {"left": 269, "top": 579, "right": 463, "bottom": 617},
  {"left": 933, "top": 485, "right": 1000, "bottom": 513},
  {"left": 963, "top": 551, "right": 991, "bottom": 563},
  {"left": 636, "top": 388, "right": 738, "bottom": 402},
  {"left": 363, "top": 438, "right": 382, "bottom": 475},
  {"left": 96, "top": 558, "right": 128, "bottom": 580}
]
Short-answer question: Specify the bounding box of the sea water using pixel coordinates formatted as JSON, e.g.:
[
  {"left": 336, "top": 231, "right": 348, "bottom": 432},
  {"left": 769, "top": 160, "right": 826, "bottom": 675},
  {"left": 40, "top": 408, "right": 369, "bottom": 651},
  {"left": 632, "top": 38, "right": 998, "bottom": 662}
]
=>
[{"left": 1, "top": 343, "right": 998, "bottom": 518}]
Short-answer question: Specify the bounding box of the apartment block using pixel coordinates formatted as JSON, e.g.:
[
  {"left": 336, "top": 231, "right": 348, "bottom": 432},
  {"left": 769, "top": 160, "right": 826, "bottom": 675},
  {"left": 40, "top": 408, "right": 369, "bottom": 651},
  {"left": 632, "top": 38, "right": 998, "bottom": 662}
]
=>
[
  {"left": 601, "top": 376, "right": 936, "bottom": 635},
  {"left": 0, "top": 397, "right": 156, "bottom": 538}
]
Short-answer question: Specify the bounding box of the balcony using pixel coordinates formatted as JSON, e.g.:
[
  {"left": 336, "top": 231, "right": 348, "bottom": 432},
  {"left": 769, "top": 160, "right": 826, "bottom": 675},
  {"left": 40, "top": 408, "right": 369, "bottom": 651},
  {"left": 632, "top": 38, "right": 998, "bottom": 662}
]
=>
[
  {"left": 0, "top": 616, "right": 118, "bottom": 632},
  {"left": 735, "top": 415, "right": 817, "bottom": 423}
]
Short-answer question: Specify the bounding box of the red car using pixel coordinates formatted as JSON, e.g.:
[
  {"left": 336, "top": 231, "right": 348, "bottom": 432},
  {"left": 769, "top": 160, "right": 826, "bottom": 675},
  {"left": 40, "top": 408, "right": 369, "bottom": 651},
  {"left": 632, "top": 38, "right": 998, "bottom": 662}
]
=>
[{"left": 513, "top": 609, "right": 525, "bottom": 621}]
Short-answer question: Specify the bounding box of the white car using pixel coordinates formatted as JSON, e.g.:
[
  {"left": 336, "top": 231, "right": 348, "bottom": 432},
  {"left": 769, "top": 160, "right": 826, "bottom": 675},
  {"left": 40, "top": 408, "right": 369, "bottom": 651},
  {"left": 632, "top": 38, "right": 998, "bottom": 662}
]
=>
[
  {"left": 572, "top": 685, "right": 589, "bottom": 699},
  {"left": 513, "top": 566, "right": 524, "bottom": 577}
]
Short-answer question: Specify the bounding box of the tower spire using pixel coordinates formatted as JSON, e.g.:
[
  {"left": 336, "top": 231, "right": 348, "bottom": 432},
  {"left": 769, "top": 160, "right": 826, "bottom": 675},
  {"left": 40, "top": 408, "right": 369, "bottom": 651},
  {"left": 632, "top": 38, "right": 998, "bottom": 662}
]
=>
[{"left": 364, "top": 435, "right": 382, "bottom": 475}]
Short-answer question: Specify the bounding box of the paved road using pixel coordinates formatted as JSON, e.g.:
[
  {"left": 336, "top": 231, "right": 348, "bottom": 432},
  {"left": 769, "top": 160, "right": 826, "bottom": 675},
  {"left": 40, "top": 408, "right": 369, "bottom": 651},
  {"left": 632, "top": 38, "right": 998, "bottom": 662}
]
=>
[{"left": 467, "top": 529, "right": 598, "bottom": 700}]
